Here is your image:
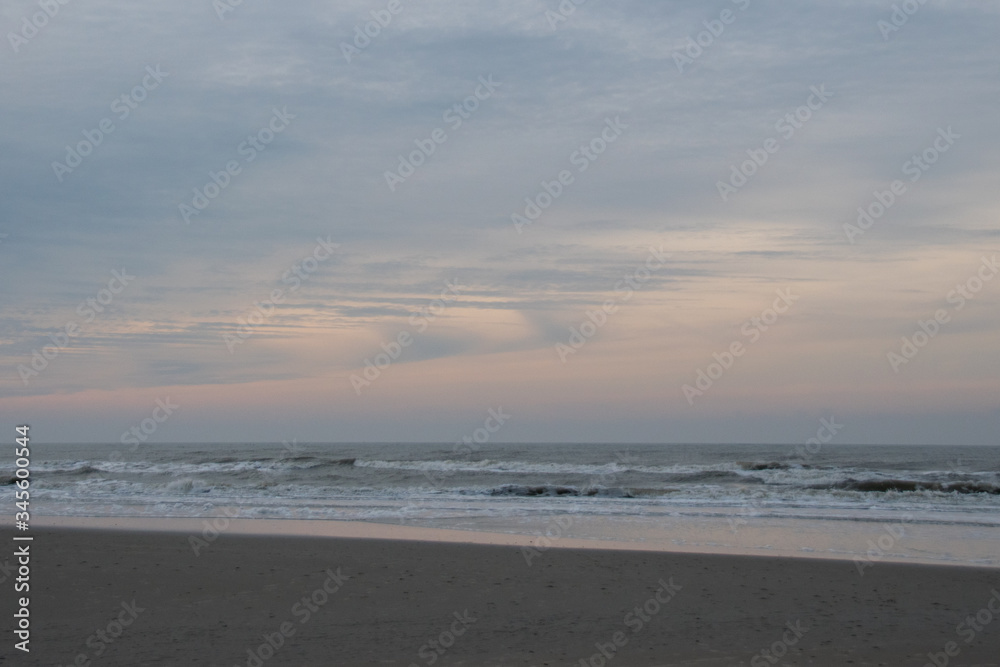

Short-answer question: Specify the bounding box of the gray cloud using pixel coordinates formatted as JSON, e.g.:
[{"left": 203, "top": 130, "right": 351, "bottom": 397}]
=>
[{"left": 1, "top": 0, "right": 998, "bottom": 442}]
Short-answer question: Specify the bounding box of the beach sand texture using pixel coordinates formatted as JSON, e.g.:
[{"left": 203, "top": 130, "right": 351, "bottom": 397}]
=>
[{"left": 5, "top": 527, "right": 1000, "bottom": 666}]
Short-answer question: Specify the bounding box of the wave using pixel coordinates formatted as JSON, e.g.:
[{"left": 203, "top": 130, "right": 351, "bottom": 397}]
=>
[
  {"left": 196, "top": 456, "right": 281, "bottom": 464},
  {"left": 31, "top": 457, "right": 353, "bottom": 477},
  {"left": 355, "top": 458, "right": 623, "bottom": 475},
  {"left": 351, "top": 458, "right": 779, "bottom": 478},
  {"left": 26, "top": 454, "right": 1000, "bottom": 502},
  {"left": 43, "top": 464, "right": 101, "bottom": 476},
  {"left": 665, "top": 470, "right": 760, "bottom": 483},
  {"left": 486, "top": 484, "right": 635, "bottom": 498},
  {"left": 306, "top": 457, "right": 357, "bottom": 468},
  {"left": 738, "top": 461, "right": 791, "bottom": 471},
  {"left": 828, "top": 479, "right": 1000, "bottom": 495}
]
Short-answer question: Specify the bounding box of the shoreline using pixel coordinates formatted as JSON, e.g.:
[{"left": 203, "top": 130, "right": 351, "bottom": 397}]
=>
[
  {"left": 12, "top": 514, "right": 1000, "bottom": 570},
  {"left": 6, "top": 526, "right": 1000, "bottom": 666}
]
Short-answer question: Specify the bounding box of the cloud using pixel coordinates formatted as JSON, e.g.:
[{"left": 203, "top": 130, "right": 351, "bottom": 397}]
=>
[{"left": 1, "top": 0, "right": 998, "bottom": 441}]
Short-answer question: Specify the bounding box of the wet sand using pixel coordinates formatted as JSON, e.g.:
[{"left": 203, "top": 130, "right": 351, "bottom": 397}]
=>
[{"left": 5, "top": 527, "right": 1000, "bottom": 666}]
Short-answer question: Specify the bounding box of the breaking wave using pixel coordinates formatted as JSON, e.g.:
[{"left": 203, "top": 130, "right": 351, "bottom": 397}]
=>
[
  {"left": 827, "top": 479, "right": 1000, "bottom": 495},
  {"left": 486, "top": 484, "right": 635, "bottom": 498}
]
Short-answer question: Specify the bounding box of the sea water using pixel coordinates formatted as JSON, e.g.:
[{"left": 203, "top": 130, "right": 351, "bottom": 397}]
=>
[{"left": 19, "top": 442, "right": 1000, "bottom": 566}]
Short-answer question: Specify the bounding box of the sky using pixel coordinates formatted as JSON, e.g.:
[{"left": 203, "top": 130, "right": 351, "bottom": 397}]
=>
[{"left": 1, "top": 0, "right": 998, "bottom": 445}]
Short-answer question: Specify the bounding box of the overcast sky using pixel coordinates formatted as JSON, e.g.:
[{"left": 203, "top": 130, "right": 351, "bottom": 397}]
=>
[{"left": 1, "top": 0, "right": 998, "bottom": 445}]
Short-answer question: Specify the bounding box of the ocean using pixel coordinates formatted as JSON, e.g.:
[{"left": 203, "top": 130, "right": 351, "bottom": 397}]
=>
[{"left": 21, "top": 442, "right": 1000, "bottom": 566}]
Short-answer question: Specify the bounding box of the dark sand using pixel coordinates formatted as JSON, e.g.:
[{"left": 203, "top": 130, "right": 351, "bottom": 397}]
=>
[{"left": 4, "top": 528, "right": 1000, "bottom": 666}]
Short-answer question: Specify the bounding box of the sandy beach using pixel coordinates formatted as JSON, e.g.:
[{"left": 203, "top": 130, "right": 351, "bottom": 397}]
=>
[{"left": 5, "top": 526, "right": 1000, "bottom": 666}]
